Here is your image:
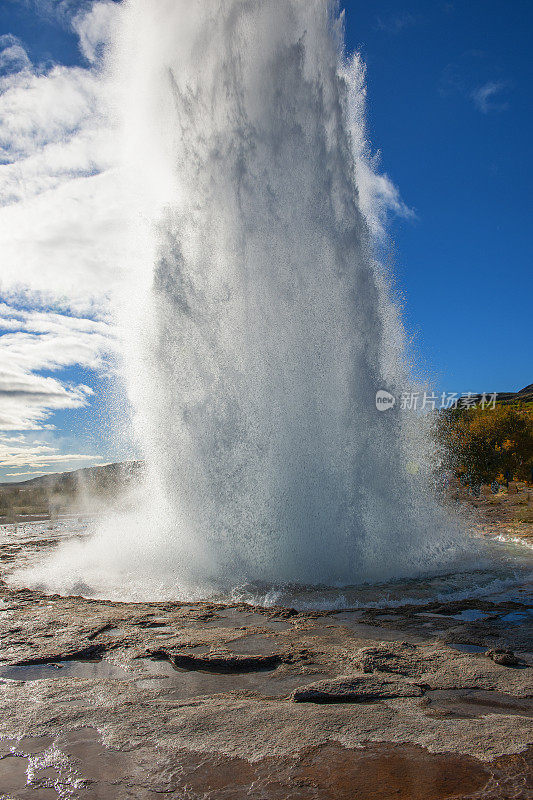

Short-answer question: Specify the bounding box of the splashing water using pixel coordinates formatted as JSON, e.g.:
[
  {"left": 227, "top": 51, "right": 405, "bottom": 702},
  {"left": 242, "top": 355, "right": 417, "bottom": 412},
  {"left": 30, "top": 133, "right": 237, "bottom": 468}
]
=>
[{"left": 11, "top": 0, "right": 470, "bottom": 601}]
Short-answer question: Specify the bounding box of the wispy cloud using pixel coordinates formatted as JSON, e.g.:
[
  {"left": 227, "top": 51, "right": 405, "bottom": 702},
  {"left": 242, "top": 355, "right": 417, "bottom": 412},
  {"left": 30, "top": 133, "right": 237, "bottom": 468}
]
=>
[
  {"left": 72, "top": 1, "right": 117, "bottom": 63},
  {"left": 440, "top": 52, "right": 510, "bottom": 114},
  {"left": 0, "top": 34, "right": 32, "bottom": 74},
  {"left": 0, "top": 303, "right": 115, "bottom": 432},
  {"left": 0, "top": 432, "right": 100, "bottom": 475},
  {"left": 0, "top": 302, "right": 115, "bottom": 478},
  {"left": 471, "top": 81, "right": 509, "bottom": 114},
  {"left": 8, "top": 0, "right": 97, "bottom": 26},
  {"left": 375, "top": 12, "right": 419, "bottom": 36},
  {"left": 0, "top": 2, "right": 134, "bottom": 478}
]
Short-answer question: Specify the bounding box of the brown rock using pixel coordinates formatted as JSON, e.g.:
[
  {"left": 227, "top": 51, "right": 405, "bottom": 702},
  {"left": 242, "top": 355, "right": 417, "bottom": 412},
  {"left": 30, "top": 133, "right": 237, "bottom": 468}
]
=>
[
  {"left": 291, "top": 676, "right": 423, "bottom": 703},
  {"left": 485, "top": 649, "right": 520, "bottom": 667}
]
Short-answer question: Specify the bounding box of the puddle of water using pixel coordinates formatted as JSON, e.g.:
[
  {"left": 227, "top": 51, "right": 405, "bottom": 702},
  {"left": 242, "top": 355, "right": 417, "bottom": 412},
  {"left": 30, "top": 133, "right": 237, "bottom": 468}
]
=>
[
  {"left": 289, "top": 743, "right": 491, "bottom": 800},
  {"left": 0, "top": 731, "right": 500, "bottom": 800},
  {"left": 17, "top": 737, "right": 54, "bottom": 756},
  {"left": 135, "top": 658, "right": 324, "bottom": 699},
  {"left": 424, "top": 689, "right": 533, "bottom": 719},
  {"left": 16, "top": 787, "right": 58, "bottom": 800},
  {"left": 153, "top": 742, "right": 492, "bottom": 800},
  {"left": 204, "top": 610, "right": 291, "bottom": 631},
  {"left": 332, "top": 614, "right": 424, "bottom": 643},
  {"left": 452, "top": 610, "right": 490, "bottom": 622},
  {"left": 498, "top": 611, "right": 530, "bottom": 624},
  {"left": 0, "top": 754, "right": 28, "bottom": 795},
  {"left": 0, "top": 659, "right": 130, "bottom": 681},
  {"left": 0, "top": 728, "right": 139, "bottom": 799},
  {"left": 55, "top": 727, "right": 134, "bottom": 784},
  {"left": 447, "top": 643, "right": 486, "bottom": 654},
  {"left": 225, "top": 634, "right": 283, "bottom": 655}
]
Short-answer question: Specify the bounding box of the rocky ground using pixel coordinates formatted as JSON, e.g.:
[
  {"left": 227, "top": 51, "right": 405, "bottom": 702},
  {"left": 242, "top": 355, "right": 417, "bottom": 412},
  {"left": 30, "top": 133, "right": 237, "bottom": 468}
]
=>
[
  {"left": 0, "top": 503, "right": 531, "bottom": 799},
  {"left": 0, "top": 583, "right": 531, "bottom": 798}
]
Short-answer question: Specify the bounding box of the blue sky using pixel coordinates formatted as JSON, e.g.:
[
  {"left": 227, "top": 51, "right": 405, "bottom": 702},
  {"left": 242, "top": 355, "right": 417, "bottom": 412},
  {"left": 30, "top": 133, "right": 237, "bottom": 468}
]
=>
[
  {"left": 343, "top": 0, "right": 532, "bottom": 393},
  {"left": 0, "top": 0, "right": 530, "bottom": 480}
]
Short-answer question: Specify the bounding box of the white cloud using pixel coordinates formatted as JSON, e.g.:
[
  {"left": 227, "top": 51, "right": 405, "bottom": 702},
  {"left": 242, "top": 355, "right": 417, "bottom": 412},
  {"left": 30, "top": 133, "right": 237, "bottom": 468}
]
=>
[
  {"left": 0, "top": 169, "right": 129, "bottom": 308},
  {"left": 0, "top": 3, "right": 135, "bottom": 476},
  {"left": 0, "top": 65, "right": 100, "bottom": 158},
  {"left": 0, "top": 431, "right": 100, "bottom": 473},
  {"left": 471, "top": 81, "right": 509, "bottom": 114},
  {"left": 0, "top": 379, "right": 92, "bottom": 431},
  {"left": 0, "top": 4, "right": 128, "bottom": 312},
  {"left": 0, "top": 303, "right": 114, "bottom": 431},
  {"left": 14, "top": 0, "right": 95, "bottom": 26},
  {"left": 440, "top": 54, "right": 510, "bottom": 115}
]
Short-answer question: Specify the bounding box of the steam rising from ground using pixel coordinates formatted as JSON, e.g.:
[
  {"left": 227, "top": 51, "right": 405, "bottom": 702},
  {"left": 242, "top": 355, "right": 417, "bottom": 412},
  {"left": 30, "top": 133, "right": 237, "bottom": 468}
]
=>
[{"left": 12, "top": 0, "right": 468, "bottom": 601}]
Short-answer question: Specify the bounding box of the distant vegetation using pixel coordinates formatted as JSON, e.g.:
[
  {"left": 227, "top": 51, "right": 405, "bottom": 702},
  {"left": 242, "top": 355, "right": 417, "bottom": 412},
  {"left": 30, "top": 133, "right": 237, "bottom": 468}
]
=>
[
  {"left": 0, "top": 462, "right": 143, "bottom": 521},
  {"left": 436, "top": 405, "right": 533, "bottom": 486}
]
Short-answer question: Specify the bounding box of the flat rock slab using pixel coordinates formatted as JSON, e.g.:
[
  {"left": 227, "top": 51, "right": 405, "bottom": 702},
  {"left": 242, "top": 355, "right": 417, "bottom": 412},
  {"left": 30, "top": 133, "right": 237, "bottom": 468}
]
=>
[{"left": 291, "top": 675, "right": 423, "bottom": 703}]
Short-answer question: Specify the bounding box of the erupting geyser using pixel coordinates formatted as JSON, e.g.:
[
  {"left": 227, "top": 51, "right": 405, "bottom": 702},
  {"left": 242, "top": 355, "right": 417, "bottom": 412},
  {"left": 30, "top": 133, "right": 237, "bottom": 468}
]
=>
[{"left": 13, "top": 0, "right": 467, "bottom": 601}]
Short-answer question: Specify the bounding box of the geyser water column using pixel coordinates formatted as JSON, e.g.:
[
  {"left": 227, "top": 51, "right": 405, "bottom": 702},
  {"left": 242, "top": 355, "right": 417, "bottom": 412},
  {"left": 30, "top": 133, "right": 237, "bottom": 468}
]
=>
[
  {"left": 116, "top": 0, "right": 461, "bottom": 589},
  {"left": 12, "top": 0, "right": 466, "bottom": 601}
]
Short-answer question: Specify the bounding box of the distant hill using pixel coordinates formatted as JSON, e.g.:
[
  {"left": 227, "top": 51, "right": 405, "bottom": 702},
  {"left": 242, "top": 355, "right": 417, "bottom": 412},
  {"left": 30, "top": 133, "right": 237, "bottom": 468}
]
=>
[
  {"left": 0, "top": 461, "right": 144, "bottom": 520},
  {"left": 463, "top": 383, "right": 533, "bottom": 409},
  {"left": 2, "top": 461, "right": 144, "bottom": 491}
]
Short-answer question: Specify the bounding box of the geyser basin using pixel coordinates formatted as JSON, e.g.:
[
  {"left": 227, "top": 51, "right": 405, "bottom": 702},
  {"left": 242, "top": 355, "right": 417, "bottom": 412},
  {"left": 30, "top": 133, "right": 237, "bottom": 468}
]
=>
[
  {"left": 5, "top": 519, "right": 531, "bottom": 608},
  {"left": 11, "top": 0, "right": 470, "bottom": 600}
]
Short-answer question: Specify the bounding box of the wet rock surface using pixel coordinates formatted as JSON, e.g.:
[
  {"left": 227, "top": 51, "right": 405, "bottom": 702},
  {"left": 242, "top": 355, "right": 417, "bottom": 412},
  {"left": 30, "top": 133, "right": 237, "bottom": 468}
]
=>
[
  {"left": 0, "top": 584, "right": 531, "bottom": 799},
  {"left": 2, "top": 731, "right": 531, "bottom": 800},
  {"left": 0, "top": 532, "right": 532, "bottom": 798}
]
